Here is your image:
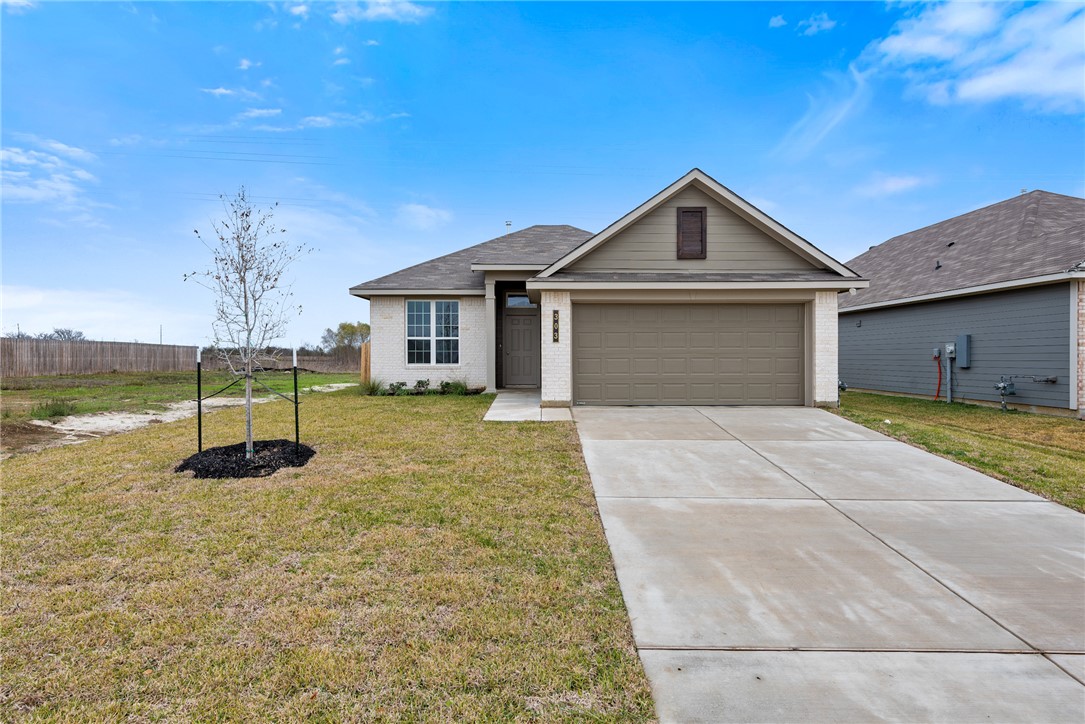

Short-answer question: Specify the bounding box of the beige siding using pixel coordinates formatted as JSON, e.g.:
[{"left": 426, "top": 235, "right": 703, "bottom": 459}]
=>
[{"left": 570, "top": 186, "right": 817, "bottom": 272}]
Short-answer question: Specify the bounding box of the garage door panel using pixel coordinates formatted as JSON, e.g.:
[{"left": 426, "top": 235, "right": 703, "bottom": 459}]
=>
[
  {"left": 661, "top": 332, "right": 687, "bottom": 347},
  {"left": 661, "top": 357, "right": 688, "bottom": 375},
  {"left": 573, "top": 303, "right": 805, "bottom": 405}
]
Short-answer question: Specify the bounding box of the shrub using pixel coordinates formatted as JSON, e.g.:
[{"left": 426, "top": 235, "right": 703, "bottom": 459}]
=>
[
  {"left": 394, "top": 386, "right": 413, "bottom": 397},
  {"left": 30, "top": 398, "right": 77, "bottom": 420},
  {"left": 387, "top": 382, "right": 408, "bottom": 396},
  {"left": 439, "top": 380, "right": 470, "bottom": 396},
  {"left": 360, "top": 378, "right": 386, "bottom": 396},
  {"left": 413, "top": 379, "right": 431, "bottom": 394}
]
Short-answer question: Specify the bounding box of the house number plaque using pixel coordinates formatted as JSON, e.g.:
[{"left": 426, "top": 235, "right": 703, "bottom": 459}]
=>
[{"left": 552, "top": 310, "right": 560, "bottom": 342}]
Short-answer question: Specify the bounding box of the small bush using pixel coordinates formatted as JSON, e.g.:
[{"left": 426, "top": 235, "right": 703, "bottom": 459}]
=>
[
  {"left": 360, "top": 378, "right": 386, "bottom": 396},
  {"left": 30, "top": 398, "right": 77, "bottom": 420},
  {"left": 439, "top": 380, "right": 470, "bottom": 396},
  {"left": 387, "top": 382, "right": 408, "bottom": 396},
  {"left": 394, "top": 386, "right": 413, "bottom": 397},
  {"left": 413, "top": 379, "right": 431, "bottom": 394}
]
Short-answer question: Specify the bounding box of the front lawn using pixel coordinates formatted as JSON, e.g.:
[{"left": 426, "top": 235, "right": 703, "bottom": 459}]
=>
[
  {"left": 1, "top": 393, "right": 653, "bottom": 720},
  {"left": 835, "top": 391, "right": 1085, "bottom": 512}
]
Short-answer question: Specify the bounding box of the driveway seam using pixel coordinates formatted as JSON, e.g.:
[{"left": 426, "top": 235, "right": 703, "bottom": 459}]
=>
[{"left": 691, "top": 407, "right": 1041, "bottom": 655}]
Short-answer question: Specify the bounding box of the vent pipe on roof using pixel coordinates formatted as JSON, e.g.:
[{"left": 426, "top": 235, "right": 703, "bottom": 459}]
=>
[{"left": 505, "top": 220, "right": 511, "bottom": 235}]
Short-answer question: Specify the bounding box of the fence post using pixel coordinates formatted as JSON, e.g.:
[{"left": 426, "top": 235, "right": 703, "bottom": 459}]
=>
[
  {"left": 197, "top": 349, "right": 203, "bottom": 453},
  {"left": 292, "top": 348, "right": 300, "bottom": 457}
]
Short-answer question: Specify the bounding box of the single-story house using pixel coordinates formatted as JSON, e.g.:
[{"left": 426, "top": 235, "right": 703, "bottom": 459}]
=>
[
  {"left": 351, "top": 169, "right": 867, "bottom": 407},
  {"left": 838, "top": 190, "right": 1085, "bottom": 417}
]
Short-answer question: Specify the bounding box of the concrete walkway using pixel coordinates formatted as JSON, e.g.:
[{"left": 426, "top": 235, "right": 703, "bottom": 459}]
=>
[
  {"left": 483, "top": 389, "right": 572, "bottom": 421},
  {"left": 574, "top": 406, "right": 1085, "bottom": 723}
]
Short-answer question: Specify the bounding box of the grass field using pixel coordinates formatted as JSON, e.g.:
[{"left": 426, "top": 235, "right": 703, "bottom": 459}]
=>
[
  {"left": 835, "top": 391, "right": 1085, "bottom": 512},
  {"left": 0, "top": 392, "right": 653, "bottom": 720},
  {"left": 0, "top": 370, "right": 359, "bottom": 421}
]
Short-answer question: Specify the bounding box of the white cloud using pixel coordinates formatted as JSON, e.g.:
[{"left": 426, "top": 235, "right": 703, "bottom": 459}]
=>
[
  {"left": 872, "top": 2, "right": 1085, "bottom": 112},
  {"left": 237, "top": 58, "right": 261, "bottom": 71},
  {"left": 334, "top": 46, "right": 347, "bottom": 55},
  {"left": 331, "top": 1, "right": 432, "bottom": 24},
  {"left": 768, "top": 15, "right": 786, "bottom": 29},
  {"left": 199, "top": 86, "right": 261, "bottom": 100},
  {"left": 2, "top": 0, "right": 35, "bottom": 14},
  {"left": 333, "top": 57, "right": 351, "bottom": 66},
  {"left": 1, "top": 138, "right": 99, "bottom": 209},
  {"left": 109, "top": 134, "right": 144, "bottom": 146},
  {"left": 773, "top": 65, "right": 870, "bottom": 160},
  {"left": 288, "top": 4, "right": 309, "bottom": 18},
  {"left": 798, "top": 12, "right": 837, "bottom": 36},
  {"left": 364, "top": 39, "right": 380, "bottom": 46},
  {"left": 299, "top": 115, "right": 337, "bottom": 128},
  {"left": 855, "top": 174, "right": 931, "bottom": 198},
  {"left": 12, "top": 133, "right": 97, "bottom": 162},
  {"left": 236, "top": 107, "right": 282, "bottom": 120},
  {"left": 396, "top": 203, "right": 451, "bottom": 230}
]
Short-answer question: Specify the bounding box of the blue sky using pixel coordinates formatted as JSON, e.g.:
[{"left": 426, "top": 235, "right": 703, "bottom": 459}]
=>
[{"left": 3, "top": 1, "right": 1083, "bottom": 348}]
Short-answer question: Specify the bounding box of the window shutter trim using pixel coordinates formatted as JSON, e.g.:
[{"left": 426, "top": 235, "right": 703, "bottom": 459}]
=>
[{"left": 676, "top": 207, "right": 707, "bottom": 259}]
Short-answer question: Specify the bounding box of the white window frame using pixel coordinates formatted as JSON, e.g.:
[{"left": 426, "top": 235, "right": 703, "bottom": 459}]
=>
[{"left": 405, "top": 299, "right": 460, "bottom": 366}]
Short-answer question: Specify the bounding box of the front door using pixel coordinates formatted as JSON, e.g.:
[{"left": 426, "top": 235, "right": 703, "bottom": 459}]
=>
[{"left": 503, "top": 311, "right": 540, "bottom": 387}]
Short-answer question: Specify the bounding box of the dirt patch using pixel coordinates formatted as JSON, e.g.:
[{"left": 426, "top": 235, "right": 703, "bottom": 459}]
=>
[
  {"left": 1, "top": 383, "right": 356, "bottom": 459},
  {"left": 175, "top": 439, "right": 316, "bottom": 479}
]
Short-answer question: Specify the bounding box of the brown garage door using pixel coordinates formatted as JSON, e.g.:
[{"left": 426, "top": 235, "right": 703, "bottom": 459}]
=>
[{"left": 573, "top": 303, "right": 804, "bottom": 405}]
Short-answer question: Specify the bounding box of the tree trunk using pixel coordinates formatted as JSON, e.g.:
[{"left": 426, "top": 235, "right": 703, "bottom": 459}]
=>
[{"left": 245, "top": 360, "right": 254, "bottom": 460}]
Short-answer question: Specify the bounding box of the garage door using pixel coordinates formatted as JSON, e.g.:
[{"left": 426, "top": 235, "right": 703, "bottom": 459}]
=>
[{"left": 573, "top": 303, "right": 804, "bottom": 405}]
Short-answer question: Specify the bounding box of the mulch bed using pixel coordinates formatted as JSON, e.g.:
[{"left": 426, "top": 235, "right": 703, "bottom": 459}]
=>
[{"left": 175, "top": 439, "right": 315, "bottom": 479}]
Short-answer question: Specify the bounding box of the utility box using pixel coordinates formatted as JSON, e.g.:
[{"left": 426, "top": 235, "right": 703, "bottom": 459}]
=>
[
  {"left": 945, "top": 341, "right": 956, "bottom": 359},
  {"left": 956, "top": 334, "right": 971, "bottom": 368}
]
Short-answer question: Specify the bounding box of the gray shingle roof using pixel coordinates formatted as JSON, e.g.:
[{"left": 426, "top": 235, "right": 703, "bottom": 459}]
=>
[
  {"left": 840, "top": 190, "right": 1085, "bottom": 310},
  {"left": 350, "top": 225, "right": 593, "bottom": 294}
]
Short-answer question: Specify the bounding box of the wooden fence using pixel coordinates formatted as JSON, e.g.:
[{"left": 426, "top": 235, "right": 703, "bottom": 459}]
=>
[
  {"left": 1, "top": 338, "right": 198, "bottom": 378},
  {"left": 1, "top": 339, "right": 369, "bottom": 378}
]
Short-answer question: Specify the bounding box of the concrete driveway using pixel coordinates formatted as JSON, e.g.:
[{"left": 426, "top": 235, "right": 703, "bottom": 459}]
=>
[{"left": 574, "top": 406, "right": 1085, "bottom": 723}]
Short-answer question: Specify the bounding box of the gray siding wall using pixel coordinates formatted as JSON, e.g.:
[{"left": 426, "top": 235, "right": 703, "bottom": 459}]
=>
[
  {"left": 838, "top": 283, "right": 1071, "bottom": 408},
  {"left": 570, "top": 186, "right": 817, "bottom": 272}
]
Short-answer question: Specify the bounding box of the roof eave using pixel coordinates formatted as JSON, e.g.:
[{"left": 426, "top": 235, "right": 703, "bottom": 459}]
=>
[
  {"left": 838, "top": 271, "right": 1083, "bottom": 312},
  {"left": 527, "top": 279, "right": 870, "bottom": 291},
  {"left": 349, "top": 287, "right": 486, "bottom": 299}
]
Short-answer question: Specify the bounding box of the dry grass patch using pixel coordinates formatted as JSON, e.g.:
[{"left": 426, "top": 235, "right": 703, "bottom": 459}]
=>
[
  {"left": 1, "top": 393, "right": 653, "bottom": 720},
  {"left": 835, "top": 391, "right": 1085, "bottom": 512}
]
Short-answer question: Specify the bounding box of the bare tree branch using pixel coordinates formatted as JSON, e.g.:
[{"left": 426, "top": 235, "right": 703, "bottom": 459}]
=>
[{"left": 184, "top": 186, "right": 312, "bottom": 459}]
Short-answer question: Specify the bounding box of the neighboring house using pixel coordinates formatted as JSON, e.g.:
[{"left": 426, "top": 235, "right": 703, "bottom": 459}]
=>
[
  {"left": 838, "top": 190, "right": 1085, "bottom": 417},
  {"left": 350, "top": 169, "right": 866, "bottom": 407}
]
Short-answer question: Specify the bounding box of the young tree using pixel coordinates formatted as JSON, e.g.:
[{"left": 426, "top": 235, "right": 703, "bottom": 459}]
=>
[
  {"left": 185, "top": 187, "right": 311, "bottom": 460},
  {"left": 320, "top": 321, "right": 371, "bottom": 351}
]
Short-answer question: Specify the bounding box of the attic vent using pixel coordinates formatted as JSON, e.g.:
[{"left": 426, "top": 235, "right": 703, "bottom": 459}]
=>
[
  {"left": 676, "top": 207, "right": 707, "bottom": 259},
  {"left": 935, "top": 260, "right": 942, "bottom": 270}
]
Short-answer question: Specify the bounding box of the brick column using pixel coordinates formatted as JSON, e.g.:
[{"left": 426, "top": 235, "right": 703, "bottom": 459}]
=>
[
  {"left": 540, "top": 290, "right": 572, "bottom": 407},
  {"left": 814, "top": 291, "right": 839, "bottom": 407}
]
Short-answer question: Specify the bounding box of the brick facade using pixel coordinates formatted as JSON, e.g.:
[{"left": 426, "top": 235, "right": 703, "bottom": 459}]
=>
[
  {"left": 540, "top": 290, "right": 572, "bottom": 406},
  {"left": 369, "top": 296, "right": 487, "bottom": 389},
  {"left": 814, "top": 291, "right": 839, "bottom": 407}
]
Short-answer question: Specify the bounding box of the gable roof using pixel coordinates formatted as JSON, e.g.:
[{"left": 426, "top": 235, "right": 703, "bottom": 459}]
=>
[
  {"left": 349, "top": 225, "right": 592, "bottom": 296},
  {"left": 839, "top": 190, "right": 1085, "bottom": 310},
  {"left": 536, "top": 168, "right": 861, "bottom": 280}
]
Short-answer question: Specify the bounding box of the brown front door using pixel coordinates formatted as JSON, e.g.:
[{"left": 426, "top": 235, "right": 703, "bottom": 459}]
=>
[{"left": 503, "top": 311, "right": 540, "bottom": 387}]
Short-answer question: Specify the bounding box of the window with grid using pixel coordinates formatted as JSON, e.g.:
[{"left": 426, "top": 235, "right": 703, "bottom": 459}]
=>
[{"left": 406, "top": 300, "right": 459, "bottom": 365}]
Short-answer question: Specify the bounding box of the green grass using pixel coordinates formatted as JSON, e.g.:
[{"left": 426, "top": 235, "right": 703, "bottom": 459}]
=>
[
  {"left": 0, "top": 393, "right": 653, "bottom": 720},
  {"left": 0, "top": 370, "right": 358, "bottom": 422},
  {"left": 835, "top": 391, "right": 1085, "bottom": 512}
]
